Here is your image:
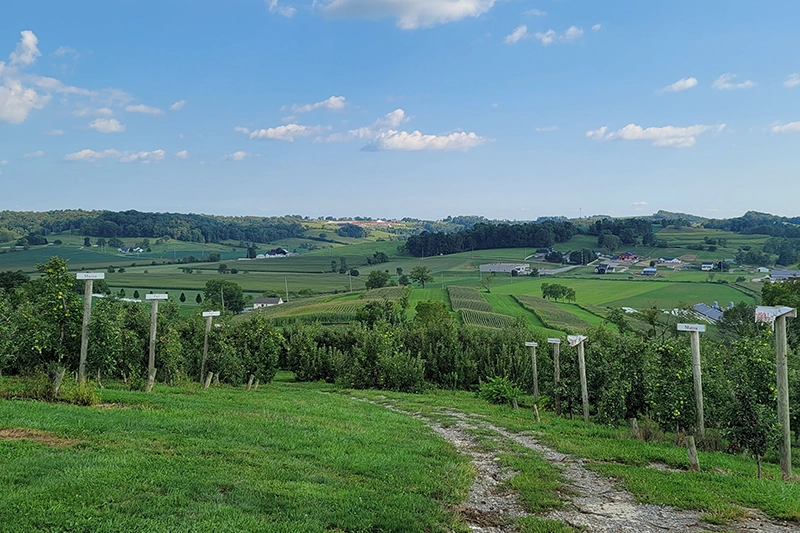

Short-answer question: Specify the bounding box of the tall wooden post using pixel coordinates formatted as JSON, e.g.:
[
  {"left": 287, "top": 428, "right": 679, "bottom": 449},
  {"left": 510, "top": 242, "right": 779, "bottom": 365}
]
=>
[
  {"left": 678, "top": 324, "right": 706, "bottom": 440},
  {"left": 77, "top": 273, "right": 104, "bottom": 383},
  {"left": 526, "top": 342, "right": 539, "bottom": 403},
  {"left": 201, "top": 311, "right": 220, "bottom": 384},
  {"left": 145, "top": 294, "right": 168, "bottom": 392},
  {"left": 548, "top": 338, "right": 561, "bottom": 415},
  {"left": 569, "top": 335, "right": 590, "bottom": 423},
  {"left": 756, "top": 306, "right": 796, "bottom": 480}
]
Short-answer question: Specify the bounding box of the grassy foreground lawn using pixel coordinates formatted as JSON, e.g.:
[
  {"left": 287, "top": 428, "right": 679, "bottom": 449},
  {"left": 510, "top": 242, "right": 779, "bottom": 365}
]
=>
[{"left": 0, "top": 376, "right": 472, "bottom": 533}]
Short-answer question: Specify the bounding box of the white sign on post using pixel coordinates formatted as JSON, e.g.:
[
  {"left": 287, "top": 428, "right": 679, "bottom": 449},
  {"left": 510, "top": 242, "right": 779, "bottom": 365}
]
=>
[
  {"left": 76, "top": 273, "right": 105, "bottom": 280},
  {"left": 755, "top": 306, "right": 797, "bottom": 324},
  {"left": 525, "top": 342, "right": 538, "bottom": 347},
  {"left": 203, "top": 311, "right": 221, "bottom": 317},
  {"left": 567, "top": 335, "right": 588, "bottom": 347},
  {"left": 547, "top": 338, "right": 561, "bottom": 344},
  {"left": 677, "top": 323, "right": 706, "bottom": 332},
  {"left": 146, "top": 294, "right": 169, "bottom": 300}
]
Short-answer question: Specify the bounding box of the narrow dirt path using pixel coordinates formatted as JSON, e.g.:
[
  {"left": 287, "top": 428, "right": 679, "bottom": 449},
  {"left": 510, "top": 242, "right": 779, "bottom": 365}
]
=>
[{"left": 372, "top": 400, "right": 800, "bottom": 533}]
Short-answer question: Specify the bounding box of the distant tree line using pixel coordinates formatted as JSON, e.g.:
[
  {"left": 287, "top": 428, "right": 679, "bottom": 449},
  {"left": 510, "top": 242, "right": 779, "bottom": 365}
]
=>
[{"left": 404, "top": 221, "right": 579, "bottom": 257}]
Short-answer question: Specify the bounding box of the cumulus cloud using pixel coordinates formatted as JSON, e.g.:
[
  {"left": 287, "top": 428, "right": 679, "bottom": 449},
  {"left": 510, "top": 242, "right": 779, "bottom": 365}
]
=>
[
  {"left": 533, "top": 26, "right": 584, "bottom": 45},
  {"left": 327, "top": 108, "right": 410, "bottom": 142},
  {"left": 73, "top": 107, "right": 114, "bottom": 117},
  {"left": 0, "top": 78, "right": 51, "bottom": 124},
  {"left": 363, "top": 130, "right": 486, "bottom": 151},
  {"left": 64, "top": 149, "right": 122, "bottom": 162},
  {"left": 234, "top": 126, "right": 251, "bottom": 135},
  {"left": 53, "top": 46, "right": 79, "bottom": 58},
  {"left": 660, "top": 77, "right": 698, "bottom": 93},
  {"left": 125, "top": 104, "right": 165, "bottom": 115},
  {"left": 31, "top": 76, "right": 94, "bottom": 96},
  {"left": 771, "top": 121, "right": 800, "bottom": 134},
  {"left": 631, "top": 201, "right": 648, "bottom": 206},
  {"left": 712, "top": 73, "right": 755, "bottom": 90},
  {"left": 44, "top": 129, "right": 64, "bottom": 136},
  {"left": 267, "top": 0, "right": 296, "bottom": 17},
  {"left": 784, "top": 74, "right": 800, "bottom": 88},
  {"left": 592, "top": 24, "right": 602, "bottom": 31},
  {"left": 533, "top": 29, "right": 557, "bottom": 45},
  {"left": 586, "top": 123, "right": 724, "bottom": 148},
  {"left": 175, "top": 150, "right": 189, "bottom": 159},
  {"left": 23, "top": 150, "right": 44, "bottom": 159},
  {"left": 89, "top": 118, "right": 126, "bottom": 133},
  {"left": 120, "top": 150, "right": 166, "bottom": 163},
  {"left": 505, "top": 25, "right": 528, "bottom": 45},
  {"left": 291, "top": 95, "right": 346, "bottom": 113},
  {"left": 169, "top": 100, "right": 186, "bottom": 111},
  {"left": 225, "top": 151, "right": 251, "bottom": 161},
  {"left": 248, "top": 123, "right": 326, "bottom": 141},
  {"left": 9, "top": 30, "right": 40, "bottom": 66},
  {"left": 319, "top": 0, "right": 497, "bottom": 30},
  {"left": 562, "top": 26, "right": 584, "bottom": 42}
]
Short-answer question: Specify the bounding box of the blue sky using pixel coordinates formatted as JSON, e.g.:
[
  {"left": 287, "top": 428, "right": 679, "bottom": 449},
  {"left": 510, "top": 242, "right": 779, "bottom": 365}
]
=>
[{"left": 1, "top": 0, "right": 799, "bottom": 220}]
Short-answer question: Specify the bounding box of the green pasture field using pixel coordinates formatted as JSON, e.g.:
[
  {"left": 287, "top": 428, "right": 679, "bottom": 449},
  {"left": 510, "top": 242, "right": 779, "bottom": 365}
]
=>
[
  {"left": 512, "top": 295, "right": 594, "bottom": 333},
  {"left": 0, "top": 377, "right": 472, "bottom": 533},
  {"left": 481, "top": 293, "right": 562, "bottom": 336}
]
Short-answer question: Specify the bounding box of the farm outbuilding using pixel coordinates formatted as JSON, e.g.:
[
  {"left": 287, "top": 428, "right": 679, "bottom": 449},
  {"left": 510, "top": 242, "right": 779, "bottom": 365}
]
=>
[
  {"left": 594, "top": 263, "right": 617, "bottom": 274},
  {"left": 770, "top": 270, "right": 800, "bottom": 281},
  {"left": 479, "top": 263, "right": 531, "bottom": 275},
  {"left": 254, "top": 297, "right": 284, "bottom": 309},
  {"left": 701, "top": 263, "right": 714, "bottom": 271},
  {"left": 694, "top": 303, "right": 723, "bottom": 323},
  {"left": 641, "top": 267, "right": 657, "bottom": 276}
]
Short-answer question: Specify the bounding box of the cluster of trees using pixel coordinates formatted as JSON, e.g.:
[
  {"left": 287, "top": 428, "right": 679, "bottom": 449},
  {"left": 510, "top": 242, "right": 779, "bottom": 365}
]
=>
[
  {"left": 540, "top": 283, "right": 576, "bottom": 302},
  {"left": 705, "top": 211, "right": 800, "bottom": 238},
  {"left": 587, "top": 218, "right": 655, "bottom": 248},
  {"left": 404, "top": 221, "right": 579, "bottom": 257},
  {"left": 364, "top": 266, "right": 433, "bottom": 290},
  {"left": 0, "top": 210, "right": 307, "bottom": 245},
  {"left": 335, "top": 224, "right": 368, "bottom": 238}
]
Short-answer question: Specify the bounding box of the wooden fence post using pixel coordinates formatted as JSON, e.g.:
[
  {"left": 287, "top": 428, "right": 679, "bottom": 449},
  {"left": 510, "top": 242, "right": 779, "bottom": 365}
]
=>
[
  {"left": 76, "top": 273, "right": 104, "bottom": 383},
  {"left": 145, "top": 294, "right": 168, "bottom": 392},
  {"left": 677, "top": 324, "right": 707, "bottom": 440},
  {"left": 201, "top": 311, "right": 220, "bottom": 384},
  {"left": 525, "top": 342, "right": 539, "bottom": 403},
  {"left": 756, "top": 306, "right": 796, "bottom": 480},
  {"left": 568, "top": 335, "right": 590, "bottom": 423},
  {"left": 548, "top": 338, "right": 561, "bottom": 416},
  {"left": 686, "top": 436, "right": 700, "bottom": 472}
]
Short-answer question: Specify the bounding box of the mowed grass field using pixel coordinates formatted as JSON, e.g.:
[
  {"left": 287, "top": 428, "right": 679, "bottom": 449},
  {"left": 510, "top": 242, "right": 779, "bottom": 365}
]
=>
[{"left": 0, "top": 377, "right": 471, "bottom": 533}]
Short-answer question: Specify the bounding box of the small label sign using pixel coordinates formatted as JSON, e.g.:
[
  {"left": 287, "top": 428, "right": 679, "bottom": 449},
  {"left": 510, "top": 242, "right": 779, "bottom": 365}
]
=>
[
  {"left": 525, "top": 342, "right": 538, "bottom": 347},
  {"left": 146, "top": 294, "right": 169, "bottom": 300},
  {"left": 547, "top": 338, "right": 561, "bottom": 344},
  {"left": 203, "top": 311, "right": 221, "bottom": 317},
  {"left": 567, "top": 335, "right": 588, "bottom": 347},
  {"left": 755, "top": 306, "right": 797, "bottom": 323},
  {"left": 76, "top": 273, "right": 105, "bottom": 280},
  {"left": 677, "top": 324, "right": 706, "bottom": 332}
]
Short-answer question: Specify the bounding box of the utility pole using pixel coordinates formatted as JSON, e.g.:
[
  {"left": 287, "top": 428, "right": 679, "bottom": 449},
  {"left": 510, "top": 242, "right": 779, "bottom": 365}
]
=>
[
  {"left": 568, "top": 335, "right": 590, "bottom": 423},
  {"left": 145, "top": 293, "right": 168, "bottom": 392},
  {"left": 678, "top": 323, "right": 707, "bottom": 440},
  {"left": 285, "top": 277, "right": 289, "bottom": 302},
  {"left": 756, "top": 306, "right": 797, "bottom": 480},
  {"left": 77, "top": 273, "right": 104, "bottom": 383}
]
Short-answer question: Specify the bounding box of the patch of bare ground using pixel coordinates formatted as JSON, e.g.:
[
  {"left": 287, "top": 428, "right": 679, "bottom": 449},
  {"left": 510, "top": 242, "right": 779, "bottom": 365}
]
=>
[
  {"left": 0, "top": 428, "right": 78, "bottom": 446},
  {"left": 369, "top": 401, "right": 800, "bottom": 533}
]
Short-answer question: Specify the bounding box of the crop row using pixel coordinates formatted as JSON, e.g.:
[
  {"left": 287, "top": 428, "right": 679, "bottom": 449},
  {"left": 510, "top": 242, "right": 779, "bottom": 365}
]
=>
[
  {"left": 512, "top": 295, "right": 592, "bottom": 333},
  {"left": 459, "top": 309, "right": 517, "bottom": 330}
]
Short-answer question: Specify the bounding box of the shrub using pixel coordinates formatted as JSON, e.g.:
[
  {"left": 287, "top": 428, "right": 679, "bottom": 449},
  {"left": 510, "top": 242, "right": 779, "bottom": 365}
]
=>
[{"left": 477, "top": 376, "right": 522, "bottom": 406}]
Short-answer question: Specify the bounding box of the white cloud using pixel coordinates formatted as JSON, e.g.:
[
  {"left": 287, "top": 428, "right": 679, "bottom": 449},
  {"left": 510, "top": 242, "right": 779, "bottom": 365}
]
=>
[
  {"left": 505, "top": 25, "right": 528, "bottom": 45},
  {"left": 267, "top": 0, "right": 297, "bottom": 17},
  {"left": 23, "top": 150, "right": 44, "bottom": 159},
  {"left": 0, "top": 160, "right": 7, "bottom": 165},
  {"left": 327, "top": 108, "right": 409, "bottom": 142},
  {"left": 784, "top": 74, "right": 800, "bottom": 88},
  {"left": 292, "top": 96, "right": 347, "bottom": 113},
  {"left": 9, "top": 31, "right": 40, "bottom": 66},
  {"left": 225, "top": 151, "right": 251, "bottom": 161},
  {"left": 89, "top": 118, "right": 126, "bottom": 133},
  {"left": 586, "top": 123, "right": 724, "bottom": 148},
  {"left": 563, "top": 26, "right": 584, "bottom": 42},
  {"left": 526, "top": 9, "right": 546, "bottom": 16},
  {"left": 712, "top": 73, "right": 755, "bottom": 90},
  {"left": 31, "top": 76, "right": 94, "bottom": 96},
  {"left": 125, "top": 104, "right": 165, "bottom": 115},
  {"left": 120, "top": 150, "right": 166, "bottom": 163},
  {"left": 53, "top": 46, "right": 79, "bottom": 58},
  {"left": 169, "top": 100, "right": 186, "bottom": 111},
  {"left": 364, "top": 130, "right": 486, "bottom": 151},
  {"left": 535, "top": 126, "right": 559, "bottom": 132},
  {"left": 631, "top": 201, "right": 648, "bottom": 206},
  {"left": 234, "top": 126, "right": 251, "bottom": 135},
  {"left": 44, "top": 129, "right": 64, "bottom": 136},
  {"left": 771, "top": 121, "right": 800, "bottom": 134},
  {"left": 533, "top": 29, "right": 557, "bottom": 45},
  {"left": 592, "top": 24, "right": 602, "bottom": 31},
  {"left": 320, "top": 0, "right": 497, "bottom": 30},
  {"left": 249, "top": 123, "right": 325, "bottom": 141},
  {"left": 64, "top": 149, "right": 121, "bottom": 162},
  {"left": 660, "top": 77, "right": 698, "bottom": 93},
  {"left": 176, "top": 150, "right": 189, "bottom": 159},
  {"left": 73, "top": 107, "right": 114, "bottom": 117},
  {"left": 0, "top": 78, "right": 51, "bottom": 124}
]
